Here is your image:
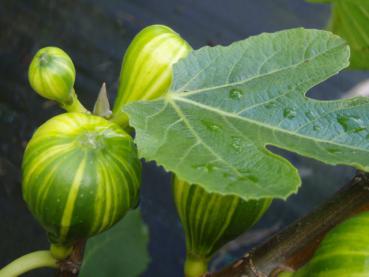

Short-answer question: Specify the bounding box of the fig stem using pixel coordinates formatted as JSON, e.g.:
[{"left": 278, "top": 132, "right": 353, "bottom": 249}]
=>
[
  {"left": 110, "top": 112, "right": 129, "bottom": 129},
  {"left": 184, "top": 254, "right": 208, "bottom": 277},
  {"left": 61, "top": 89, "right": 89, "bottom": 113},
  {"left": 0, "top": 250, "right": 58, "bottom": 276}
]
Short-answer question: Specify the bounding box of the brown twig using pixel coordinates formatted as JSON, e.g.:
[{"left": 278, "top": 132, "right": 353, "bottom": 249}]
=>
[
  {"left": 209, "top": 171, "right": 369, "bottom": 277},
  {"left": 57, "top": 240, "right": 86, "bottom": 276}
]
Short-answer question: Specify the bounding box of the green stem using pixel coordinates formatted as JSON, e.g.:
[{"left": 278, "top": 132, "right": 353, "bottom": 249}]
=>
[
  {"left": 110, "top": 112, "right": 129, "bottom": 129},
  {"left": 61, "top": 89, "right": 89, "bottom": 113},
  {"left": 0, "top": 250, "right": 58, "bottom": 277},
  {"left": 50, "top": 243, "right": 73, "bottom": 260},
  {"left": 184, "top": 254, "right": 208, "bottom": 277}
]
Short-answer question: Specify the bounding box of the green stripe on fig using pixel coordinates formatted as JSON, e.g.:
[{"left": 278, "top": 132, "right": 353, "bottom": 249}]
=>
[
  {"left": 289, "top": 212, "right": 369, "bottom": 277},
  {"left": 22, "top": 113, "right": 141, "bottom": 254},
  {"left": 28, "top": 47, "right": 76, "bottom": 104},
  {"left": 173, "top": 177, "right": 271, "bottom": 276},
  {"left": 112, "top": 25, "right": 192, "bottom": 125}
]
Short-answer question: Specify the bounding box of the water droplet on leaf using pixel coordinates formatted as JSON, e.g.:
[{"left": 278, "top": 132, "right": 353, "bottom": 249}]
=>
[
  {"left": 201, "top": 120, "right": 221, "bottom": 132},
  {"left": 327, "top": 147, "right": 341, "bottom": 154},
  {"left": 265, "top": 101, "right": 277, "bottom": 109},
  {"left": 192, "top": 163, "right": 216, "bottom": 173},
  {"left": 246, "top": 175, "right": 258, "bottom": 183},
  {"left": 229, "top": 88, "right": 243, "bottom": 100},
  {"left": 283, "top": 108, "right": 296, "bottom": 119},
  {"left": 231, "top": 136, "right": 243, "bottom": 152},
  {"left": 305, "top": 111, "right": 315, "bottom": 120},
  {"left": 337, "top": 115, "right": 365, "bottom": 133}
]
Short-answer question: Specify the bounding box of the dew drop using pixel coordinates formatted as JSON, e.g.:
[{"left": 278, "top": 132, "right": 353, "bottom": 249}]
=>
[
  {"left": 223, "top": 172, "right": 231, "bottom": 178},
  {"left": 238, "top": 168, "right": 251, "bottom": 175},
  {"left": 305, "top": 111, "right": 315, "bottom": 120},
  {"left": 283, "top": 108, "right": 296, "bottom": 119},
  {"left": 313, "top": 125, "right": 321, "bottom": 131},
  {"left": 234, "top": 175, "right": 258, "bottom": 183},
  {"left": 229, "top": 88, "right": 243, "bottom": 100},
  {"left": 327, "top": 147, "right": 341, "bottom": 154},
  {"left": 246, "top": 175, "right": 259, "bottom": 183},
  {"left": 265, "top": 101, "right": 277, "bottom": 109},
  {"left": 223, "top": 172, "right": 237, "bottom": 182},
  {"left": 337, "top": 115, "right": 365, "bottom": 133},
  {"left": 201, "top": 120, "right": 221, "bottom": 132},
  {"left": 205, "top": 164, "right": 215, "bottom": 172},
  {"left": 192, "top": 163, "right": 216, "bottom": 173},
  {"left": 231, "top": 136, "right": 243, "bottom": 152}
]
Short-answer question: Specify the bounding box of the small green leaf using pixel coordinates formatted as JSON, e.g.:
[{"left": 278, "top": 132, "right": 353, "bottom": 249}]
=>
[
  {"left": 79, "top": 210, "right": 150, "bottom": 277},
  {"left": 124, "top": 28, "right": 362, "bottom": 201},
  {"left": 309, "top": 0, "right": 369, "bottom": 69}
]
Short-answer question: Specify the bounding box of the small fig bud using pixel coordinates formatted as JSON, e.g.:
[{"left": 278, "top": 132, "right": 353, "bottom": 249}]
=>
[
  {"left": 28, "top": 47, "right": 76, "bottom": 105},
  {"left": 112, "top": 25, "right": 192, "bottom": 125},
  {"left": 22, "top": 113, "right": 141, "bottom": 259},
  {"left": 173, "top": 177, "right": 271, "bottom": 277}
]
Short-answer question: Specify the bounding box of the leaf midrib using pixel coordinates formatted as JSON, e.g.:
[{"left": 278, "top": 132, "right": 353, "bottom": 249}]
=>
[{"left": 169, "top": 95, "right": 369, "bottom": 157}]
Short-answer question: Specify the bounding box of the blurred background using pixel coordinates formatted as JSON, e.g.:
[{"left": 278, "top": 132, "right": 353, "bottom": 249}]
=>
[{"left": 0, "top": 0, "right": 367, "bottom": 276}]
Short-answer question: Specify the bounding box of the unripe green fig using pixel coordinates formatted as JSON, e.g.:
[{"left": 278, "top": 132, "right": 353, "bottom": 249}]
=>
[
  {"left": 173, "top": 177, "right": 271, "bottom": 277},
  {"left": 281, "top": 211, "right": 369, "bottom": 277},
  {"left": 112, "top": 25, "right": 192, "bottom": 126},
  {"left": 22, "top": 113, "right": 141, "bottom": 259},
  {"left": 29, "top": 47, "right": 75, "bottom": 103},
  {"left": 28, "top": 47, "right": 87, "bottom": 113}
]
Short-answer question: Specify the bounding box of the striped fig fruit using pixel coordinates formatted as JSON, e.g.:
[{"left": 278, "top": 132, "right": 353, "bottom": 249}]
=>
[
  {"left": 22, "top": 112, "right": 141, "bottom": 259},
  {"left": 173, "top": 177, "right": 271, "bottom": 277}
]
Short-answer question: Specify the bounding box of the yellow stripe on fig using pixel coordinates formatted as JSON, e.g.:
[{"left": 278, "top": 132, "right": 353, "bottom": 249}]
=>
[
  {"left": 173, "top": 177, "right": 271, "bottom": 277},
  {"left": 22, "top": 113, "right": 141, "bottom": 259},
  {"left": 28, "top": 47, "right": 88, "bottom": 113},
  {"left": 111, "top": 25, "right": 192, "bottom": 127}
]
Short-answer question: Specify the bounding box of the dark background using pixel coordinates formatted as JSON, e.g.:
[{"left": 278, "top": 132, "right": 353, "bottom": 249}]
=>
[{"left": 0, "top": 0, "right": 366, "bottom": 276}]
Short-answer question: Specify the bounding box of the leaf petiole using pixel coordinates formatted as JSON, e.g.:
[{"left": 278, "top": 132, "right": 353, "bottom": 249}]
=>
[{"left": 0, "top": 250, "right": 58, "bottom": 277}]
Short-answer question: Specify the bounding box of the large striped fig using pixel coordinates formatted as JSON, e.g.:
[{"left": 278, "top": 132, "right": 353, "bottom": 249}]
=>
[
  {"left": 280, "top": 211, "right": 369, "bottom": 277},
  {"left": 111, "top": 24, "right": 192, "bottom": 125},
  {"left": 173, "top": 177, "right": 271, "bottom": 277},
  {"left": 22, "top": 113, "right": 141, "bottom": 259},
  {"left": 28, "top": 47, "right": 87, "bottom": 113}
]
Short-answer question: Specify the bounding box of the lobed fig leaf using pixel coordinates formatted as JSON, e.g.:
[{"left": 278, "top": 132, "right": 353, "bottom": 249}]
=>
[{"left": 123, "top": 28, "right": 369, "bottom": 201}]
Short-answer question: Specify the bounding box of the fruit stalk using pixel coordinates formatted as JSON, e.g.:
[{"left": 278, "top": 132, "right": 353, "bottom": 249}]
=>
[
  {"left": 0, "top": 251, "right": 58, "bottom": 277},
  {"left": 184, "top": 254, "right": 208, "bottom": 277}
]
